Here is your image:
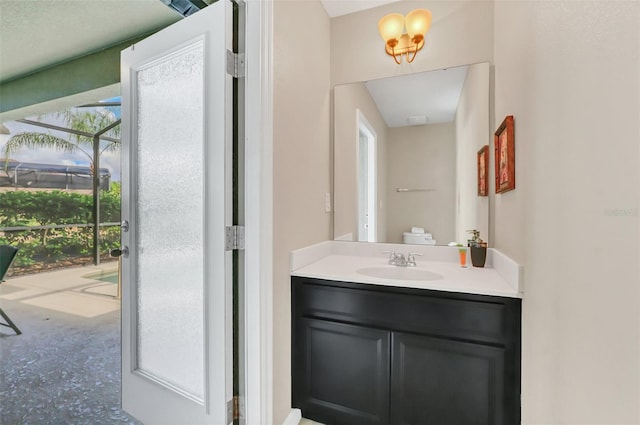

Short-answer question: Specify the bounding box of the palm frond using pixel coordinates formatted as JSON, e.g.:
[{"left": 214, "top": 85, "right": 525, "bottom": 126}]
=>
[
  {"left": 56, "top": 109, "right": 120, "bottom": 145},
  {"left": 100, "top": 141, "right": 121, "bottom": 155},
  {"left": 104, "top": 124, "right": 121, "bottom": 139},
  {"left": 2, "top": 110, "right": 121, "bottom": 171},
  {"left": 2, "top": 132, "right": 92, "bottom": 161}
]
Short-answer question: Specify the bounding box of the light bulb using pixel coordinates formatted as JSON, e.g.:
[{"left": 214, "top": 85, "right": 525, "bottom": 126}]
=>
[
  {"left": 405, "top": 9, "right": 432, "bottom": 41},
  {"left": 378, "top": 13, "right": 404, "bottom": 43}
]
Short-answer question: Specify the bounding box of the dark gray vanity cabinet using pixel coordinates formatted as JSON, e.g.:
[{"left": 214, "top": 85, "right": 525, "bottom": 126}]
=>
[{"left": 292, "top": 276, "right": 521, "bottom": 425}]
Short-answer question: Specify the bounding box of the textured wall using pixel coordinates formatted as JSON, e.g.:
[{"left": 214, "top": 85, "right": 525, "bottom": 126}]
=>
[
  {"left": 386, "top": 123, "right": 456, "bottom": 244},
  {"left": 272, "top": 1, "right": 332, "bottom": 423},
  {"left": 455, "top": 62, "right": 490, "bottom": 245},
  {"left": 494, "top": 1, "right": 640, "bottom": 423},
  {"left": 331, "top": 0, "right": 494, "bottom": 87}
]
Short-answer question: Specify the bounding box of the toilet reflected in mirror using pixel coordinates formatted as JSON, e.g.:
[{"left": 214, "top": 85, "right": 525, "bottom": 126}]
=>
[{"left": 403, "top": 228, "right": 436, "bottom": 245}]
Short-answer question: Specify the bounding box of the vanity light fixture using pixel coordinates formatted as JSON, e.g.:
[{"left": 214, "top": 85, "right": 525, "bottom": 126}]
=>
[{"left": 378, "top": 9, "right": 432, "bottom": 64}]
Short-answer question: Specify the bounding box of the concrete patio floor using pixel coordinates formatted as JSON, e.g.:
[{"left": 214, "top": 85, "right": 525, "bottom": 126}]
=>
[{"left": 0, "top": 264, "right": 140, "bottom": 424}]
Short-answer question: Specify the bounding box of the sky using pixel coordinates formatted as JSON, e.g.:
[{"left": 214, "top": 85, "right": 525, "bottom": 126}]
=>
[{"left": 0, "top": 99, "right": 122, "bottom": 181}]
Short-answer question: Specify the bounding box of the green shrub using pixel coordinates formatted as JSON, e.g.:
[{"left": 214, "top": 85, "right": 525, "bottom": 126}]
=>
[{"left": 0, "top": 185, "right": 121, "bottom": 271}]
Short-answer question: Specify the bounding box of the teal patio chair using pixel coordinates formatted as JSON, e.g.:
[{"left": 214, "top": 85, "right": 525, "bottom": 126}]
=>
[{"left": 0, "top": 245, "right": 22, "bottom": 335}]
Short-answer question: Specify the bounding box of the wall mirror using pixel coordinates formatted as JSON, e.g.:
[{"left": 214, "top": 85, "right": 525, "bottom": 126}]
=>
[{"left": 333, "top": 62, "right": 490, "bottom": 246}]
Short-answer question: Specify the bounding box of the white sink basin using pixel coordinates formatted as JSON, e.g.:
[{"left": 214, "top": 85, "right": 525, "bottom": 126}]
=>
[{"left": 357, "top": 266, "right": 443, "bottom": 281}]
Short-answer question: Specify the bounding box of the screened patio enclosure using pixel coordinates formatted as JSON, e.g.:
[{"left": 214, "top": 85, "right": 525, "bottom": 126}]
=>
[
  {"left": 0, "top": 102, "right": 121, "bottom": 270},
  {"left": 1, "top": 160, "right": 110, "bottom": 191}
]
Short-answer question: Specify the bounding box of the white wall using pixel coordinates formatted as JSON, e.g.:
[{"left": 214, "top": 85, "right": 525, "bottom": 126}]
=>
[
  {"left": 333, "top": 82, "right": 388, "bottom": 242},
  {"left": 494, "top": 1, "right": 640, "bottom": 423},
  {"left": 455, "top": 62, "right": 490, "bottom": 245},
  {"left": 272, "top": 1, "right": 331, "bottom": 423},
  {"left": 386, "top": 123, "right": 455, "bottom": 243},
  {"left": 331, "top": 0, "right": 494, "bottom": 86}
]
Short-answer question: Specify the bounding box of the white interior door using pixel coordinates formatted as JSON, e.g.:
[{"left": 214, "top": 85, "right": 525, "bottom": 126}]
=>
[
  {"left": 357, "top": 131, "right": 370, "bottom": 241},
  {"left": 357, "top": 110, "right": 377, "bottom": 243},
  {"left": 119, "top": 1, "right": 232, "bottom": 423}
]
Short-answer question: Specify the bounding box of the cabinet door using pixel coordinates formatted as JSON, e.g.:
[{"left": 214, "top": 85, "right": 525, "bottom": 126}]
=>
[
  {"left": 293, "top": 318, "right": 390, "bottom": 425},
  {"left": 391, "top": 332, "right": 505, "bottom": 425}
]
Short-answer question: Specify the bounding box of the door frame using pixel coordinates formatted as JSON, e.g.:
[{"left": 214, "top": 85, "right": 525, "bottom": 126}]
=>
[{"left": 243, "top": 1, "right": 273, "bottom": 424}]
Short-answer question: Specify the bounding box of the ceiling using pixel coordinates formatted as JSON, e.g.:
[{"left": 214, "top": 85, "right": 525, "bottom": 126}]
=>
[
  {"left": 0, "top": 0, "right": 181, "bottom": 83},
  {"left": 0, "top": 0, "right": 414, "bottom": 82},
  {"left": 0, "top": 0, "right": 403, "bottom": 83},
  {"left": 320, "top": 0, "right": 401, "bottom": 18},
  {"left": 0, "top": 0, "right": 453, "bottom": 126},
  {"left": 364, "top": 66, "right": 468, "bottom": 127}
]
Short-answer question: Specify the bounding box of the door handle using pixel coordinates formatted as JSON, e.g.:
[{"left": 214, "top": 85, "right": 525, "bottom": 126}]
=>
[{"left": 111, "top": 246, "right": 129, "bottom": 258}]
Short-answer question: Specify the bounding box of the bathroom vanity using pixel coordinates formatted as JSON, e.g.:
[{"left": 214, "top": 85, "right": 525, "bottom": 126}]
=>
[{"left": 290, "top": 241, "right": 522, "bottom": 425}]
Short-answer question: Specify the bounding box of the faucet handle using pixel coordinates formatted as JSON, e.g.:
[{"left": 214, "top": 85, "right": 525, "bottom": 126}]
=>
[
  {"left": 407, "top": 252, "right": 423, "bottom": 266},
  {"left": 382, "top": 250, "right": 398, "bottom": 265}
]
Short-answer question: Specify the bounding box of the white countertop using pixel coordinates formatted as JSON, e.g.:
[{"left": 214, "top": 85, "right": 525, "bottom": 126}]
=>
[{"left": 290, "top": 241, "right": 523, "bottom": 299}]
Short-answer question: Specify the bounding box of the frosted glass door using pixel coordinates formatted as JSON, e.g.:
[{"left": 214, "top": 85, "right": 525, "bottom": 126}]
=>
[
  {"left": 120, "top": 1, "right": 231, "bottom": 423},
  {"left": 136, "top": 43, "right": 205, "bottom": 401}
]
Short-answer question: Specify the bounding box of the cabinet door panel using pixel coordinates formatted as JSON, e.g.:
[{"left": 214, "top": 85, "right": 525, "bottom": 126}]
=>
[
  {"left": 293, "top": 319, "right": 390, "bottom": 425},
  {"left": 391, "top": 332, "right": 505, "bottom": 425}
]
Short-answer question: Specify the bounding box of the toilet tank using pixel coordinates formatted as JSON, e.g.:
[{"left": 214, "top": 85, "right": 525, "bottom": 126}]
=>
[{"left": 403, "top": 232, "right": 437, "bottom": 245}]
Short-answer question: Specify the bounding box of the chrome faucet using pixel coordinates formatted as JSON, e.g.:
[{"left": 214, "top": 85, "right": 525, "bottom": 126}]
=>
[
  {"left": 384, "top": 251, "right": 423, "bottom": 267},
  {"left": 383, "top": 250, "right": 398, "bottom": 265},
  {"left": 394, "top": 253, "right": 408, "bottom": 267},
  {"left": 384, "top": 251, "right": 408, "bottom": 266}
]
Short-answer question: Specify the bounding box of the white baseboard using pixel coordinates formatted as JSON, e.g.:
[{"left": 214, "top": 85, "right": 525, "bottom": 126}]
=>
[{"left": 282, "top": 408, "right": 302, "bottom": 425}]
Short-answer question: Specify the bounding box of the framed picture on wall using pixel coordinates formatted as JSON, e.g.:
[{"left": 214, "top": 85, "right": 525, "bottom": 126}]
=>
[
  {"left": 494, "top": 115, "right": 515, "bottom": 194},
  {"left": 477, "top": 145, "right": 489, "bottom": 196}
]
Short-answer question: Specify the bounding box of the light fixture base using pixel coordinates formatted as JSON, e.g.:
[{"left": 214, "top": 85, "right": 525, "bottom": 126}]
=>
[{"left": 385, "top": 34, "right": 424, "bottom": 58}]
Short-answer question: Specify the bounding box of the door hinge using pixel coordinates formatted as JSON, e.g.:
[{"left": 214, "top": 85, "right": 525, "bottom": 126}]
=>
[
  {"left": 226, "top": 395, "right": 242, "bottom": 423},
  {"left": 226, "top": 50, "right": 245, "bottom": 78},
  {"left": 225, "top": 225, "right": 245, "bottom": 251}
]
